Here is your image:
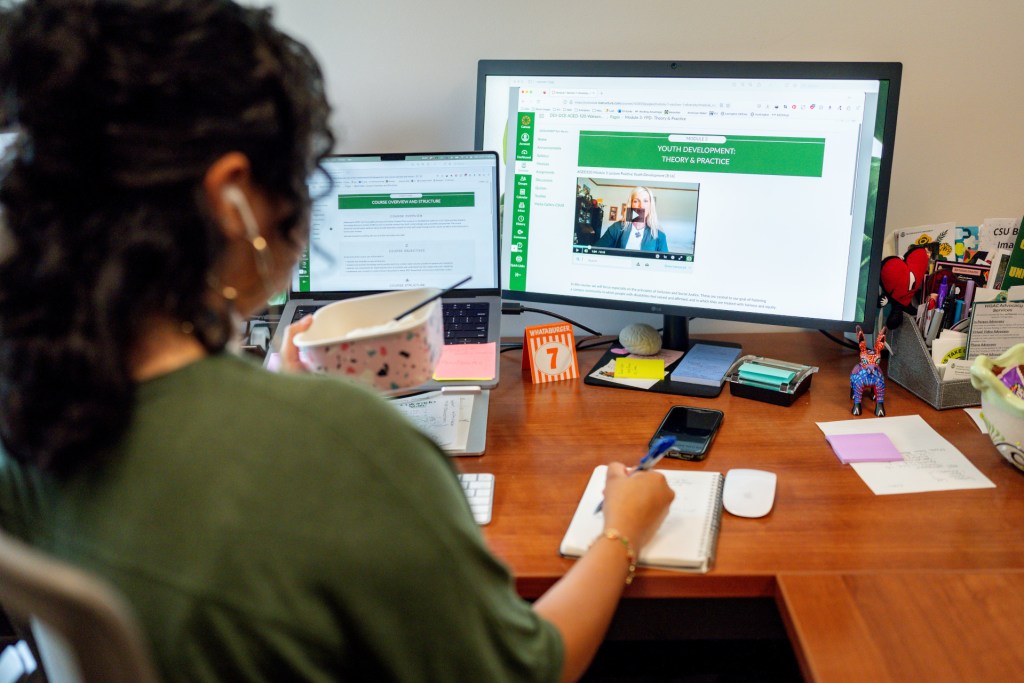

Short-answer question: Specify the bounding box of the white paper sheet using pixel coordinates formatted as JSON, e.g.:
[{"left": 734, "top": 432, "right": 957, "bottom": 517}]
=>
[
  {"left": 964, "top": 407, "right": 986, "bottom": 432},
  {"left": 816, "top": 415, "right": 995, "bottom": 495},
  {"left": 391, "top": 392, "right": 474, "bottom": 451}
]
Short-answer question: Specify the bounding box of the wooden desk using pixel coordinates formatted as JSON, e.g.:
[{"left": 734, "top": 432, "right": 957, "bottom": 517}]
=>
[
  {"left": 464, "top": 332, "right": 1024, "bottom": 596},
  {"left": 776, "top": 571, "right": 1024, "bottom": 682},
  {"left": 459, "top": 331, "right": 1024, "bottom": 679}
]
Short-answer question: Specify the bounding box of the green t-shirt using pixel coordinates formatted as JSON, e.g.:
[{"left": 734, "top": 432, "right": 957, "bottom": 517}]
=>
[{"left": 0, "top": 354, "right": 563, "bottom": 682}]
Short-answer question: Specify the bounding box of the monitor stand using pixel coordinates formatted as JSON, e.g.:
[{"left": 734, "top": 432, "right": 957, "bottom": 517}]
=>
[
  {"left": 582, "top": 314, "right": 742, "bottom": 397},
  {"left": 662, "top": 313, "right": 691, "bottom": 352}
]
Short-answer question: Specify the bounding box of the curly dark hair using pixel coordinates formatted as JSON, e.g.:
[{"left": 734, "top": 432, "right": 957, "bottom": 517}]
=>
[{"left": 0, "top": 0, "right": 334, "bottom": 472}]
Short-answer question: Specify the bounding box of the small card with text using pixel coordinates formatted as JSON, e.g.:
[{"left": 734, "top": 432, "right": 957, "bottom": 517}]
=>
[{"left": 522, "top": 322, "right": 579, "bottom": 384}]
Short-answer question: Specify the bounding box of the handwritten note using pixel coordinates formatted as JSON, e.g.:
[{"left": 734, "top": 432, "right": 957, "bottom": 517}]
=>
[
  {"left": 669, "top": 344, "right": 742, "bottom": 386},
  {"left": 816, "top": 415, "right": 995, "bottom": 495},
  {"left": 589, "top": 348, "right": 682, "bottom": 390},
  {"left": 614, "top": 357, "right": 665, "bottom": 380},
  {"left": 391, "top": 392, "right": 474, "bottom": 451},
  {"left": 432, "top": 342, "right": 497, "bottom": 381}
]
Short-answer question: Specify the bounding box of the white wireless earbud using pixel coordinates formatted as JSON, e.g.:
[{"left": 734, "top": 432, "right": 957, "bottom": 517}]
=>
[
  {"left": 222, "top": 184, "right": 275, "bottom": 293},
  {"left": 222, "top": 185, "right": 262, "bottom": 244}
]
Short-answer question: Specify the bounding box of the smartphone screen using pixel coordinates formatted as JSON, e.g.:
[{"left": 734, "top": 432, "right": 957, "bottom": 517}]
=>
[{"left": 651, "top": 406, "right": 724, "bottom": 460}]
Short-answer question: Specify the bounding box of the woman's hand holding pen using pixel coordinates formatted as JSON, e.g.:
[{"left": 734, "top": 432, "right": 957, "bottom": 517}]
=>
[
  {"left": 533, "top": 464, "right": 674, "bottom": 681},
  {"left": 279, "top": 314, "right": 313, "bottom": 373},
  {"left": 600, "top": 463, "right": 674, "bottom": 551}
]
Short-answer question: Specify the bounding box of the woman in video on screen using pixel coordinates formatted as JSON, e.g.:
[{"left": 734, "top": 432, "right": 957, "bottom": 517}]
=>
[
  {"left": 0, "top": 1, "right": 672, "bottom": 681},
  {"left": 595, "top": 186, "right": 668, "bottom": 252}
]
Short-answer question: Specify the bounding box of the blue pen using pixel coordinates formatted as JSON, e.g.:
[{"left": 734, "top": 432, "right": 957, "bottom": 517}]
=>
[{"left": 594, "top": 435, "right": 676, "bottom": 514}]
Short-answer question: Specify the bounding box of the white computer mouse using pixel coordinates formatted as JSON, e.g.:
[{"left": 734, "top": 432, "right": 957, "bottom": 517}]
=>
[{"left": 722, "top": 468, "right": 777, "bottom": 518}]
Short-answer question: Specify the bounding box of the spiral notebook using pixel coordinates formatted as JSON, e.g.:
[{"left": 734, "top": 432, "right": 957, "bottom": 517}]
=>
[{"left": 559, "top": 466, "right": 724, "bottom": 573}]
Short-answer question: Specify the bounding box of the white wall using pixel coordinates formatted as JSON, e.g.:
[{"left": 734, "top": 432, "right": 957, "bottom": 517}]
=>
[{"left": 263, "top": 0, "right": 1024, "bottom": 338}]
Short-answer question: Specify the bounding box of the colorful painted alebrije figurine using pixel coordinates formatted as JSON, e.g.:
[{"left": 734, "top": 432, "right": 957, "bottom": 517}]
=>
[{"left": 851, "top": 326, "right": 887, "bottom": 416}]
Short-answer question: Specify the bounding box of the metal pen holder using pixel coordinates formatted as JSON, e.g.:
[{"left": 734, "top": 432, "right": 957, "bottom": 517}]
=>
[{"left": 887, "top": 312, "right": 979, "bottom": 409}]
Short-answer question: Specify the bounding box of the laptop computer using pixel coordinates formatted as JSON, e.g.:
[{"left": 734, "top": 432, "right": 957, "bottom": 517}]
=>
[{"left": 269, "top": 151, "right": 502, "bottom": 392}]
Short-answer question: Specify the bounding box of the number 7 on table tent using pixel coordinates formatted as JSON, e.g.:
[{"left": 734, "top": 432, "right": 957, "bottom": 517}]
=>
[{"left": 522, "top": 322, "right": 580, "bottom": 384}]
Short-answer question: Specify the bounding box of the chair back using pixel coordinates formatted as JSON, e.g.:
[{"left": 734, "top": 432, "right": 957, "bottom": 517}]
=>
[{"left": 0, "top": 529, "right": 160, "bottom": 683}]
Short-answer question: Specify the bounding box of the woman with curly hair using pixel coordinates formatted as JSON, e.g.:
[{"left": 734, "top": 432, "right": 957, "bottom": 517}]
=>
[{"left": 0, "top": 2, "right": 672, "bottom": 681}]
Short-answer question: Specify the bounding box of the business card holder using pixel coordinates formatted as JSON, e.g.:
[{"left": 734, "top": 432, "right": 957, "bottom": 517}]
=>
[{"left": 724, "top": 356, "right": 818, "bottom": 406}]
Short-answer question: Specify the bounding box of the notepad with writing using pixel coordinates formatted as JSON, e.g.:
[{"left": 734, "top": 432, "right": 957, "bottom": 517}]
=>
[
  {"left": 560, "top": 466, "right": 724, "bottom": 573},
  {"left": 669, "top": 344, "right": 742, "bottom": 387}
]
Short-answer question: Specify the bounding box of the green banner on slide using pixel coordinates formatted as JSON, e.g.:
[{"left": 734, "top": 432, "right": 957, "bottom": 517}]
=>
[
  {"left": 338, "top": 192, "right": 475, "bottom": 209},
  {"left": 578, "top": 131, "right": 825, "bottom": 177}
]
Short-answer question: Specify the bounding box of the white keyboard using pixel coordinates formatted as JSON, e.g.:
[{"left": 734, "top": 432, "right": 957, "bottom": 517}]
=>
[{"left": 458, "top": 473, "right": 494, "bottom": 525}]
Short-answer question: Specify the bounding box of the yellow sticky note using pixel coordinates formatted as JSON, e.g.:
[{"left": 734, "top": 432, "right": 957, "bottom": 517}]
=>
[{"left": 614, "top": 357, "right": 665, "bottom": 380}]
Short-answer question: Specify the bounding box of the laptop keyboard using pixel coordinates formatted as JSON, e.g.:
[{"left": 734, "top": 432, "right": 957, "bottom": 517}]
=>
[
  {"left": 289, "top": 302, "right": 490, "bottom": 344},
  {"left": 458, "top": 472, "right": 494, "bottom": 525},
  {"left": 442, "top": 302, "right": 490, "bottom": 344},
  {"left": 292, "top": 305, "right": 323, "bottom": 321}
]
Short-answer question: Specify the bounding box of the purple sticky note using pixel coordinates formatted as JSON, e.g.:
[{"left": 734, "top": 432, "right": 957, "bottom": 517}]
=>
[{"left": 825, "top": 432, "right": 903, "bottom": 464}]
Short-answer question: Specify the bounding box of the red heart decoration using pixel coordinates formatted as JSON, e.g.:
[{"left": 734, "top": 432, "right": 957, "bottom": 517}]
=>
[{"left": 880, "top": 244, "right": 930, "bottom": 309}]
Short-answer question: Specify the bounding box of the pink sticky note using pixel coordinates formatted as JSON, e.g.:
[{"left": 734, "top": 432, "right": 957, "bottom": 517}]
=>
[
  {"left": 825, "top": 432, "right": 903, "bottom": 464},
  {"left": 432, "top": 342, "right": 497, "bottom": 381}
]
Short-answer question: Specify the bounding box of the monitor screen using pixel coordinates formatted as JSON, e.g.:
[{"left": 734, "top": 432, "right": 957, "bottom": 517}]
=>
[{"left": 475, "top": 61, "right": 901, "bottom": 347}]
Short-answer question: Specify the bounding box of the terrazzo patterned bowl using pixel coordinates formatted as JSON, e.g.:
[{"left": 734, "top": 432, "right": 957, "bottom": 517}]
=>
[
  {"left": 970, "top": 343, "right": 1024, "bottom": 474},
  {"left": 293, "top": 288, "right": 444, "bottom": 392}
]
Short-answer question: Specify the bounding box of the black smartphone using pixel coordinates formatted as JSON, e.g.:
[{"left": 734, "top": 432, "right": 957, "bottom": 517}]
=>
[{"left": 650, "top": 405, "right": 724, "bottom": 461}]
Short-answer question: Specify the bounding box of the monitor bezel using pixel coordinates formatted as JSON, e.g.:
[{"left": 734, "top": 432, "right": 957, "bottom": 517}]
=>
[{"left": 475, "top": 60, "right": 902, "bottom": 334}]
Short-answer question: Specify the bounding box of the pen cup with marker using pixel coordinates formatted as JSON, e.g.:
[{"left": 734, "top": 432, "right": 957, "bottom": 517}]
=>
[{"left": 724, "top": 356, "right": 818, "bottom": 406}]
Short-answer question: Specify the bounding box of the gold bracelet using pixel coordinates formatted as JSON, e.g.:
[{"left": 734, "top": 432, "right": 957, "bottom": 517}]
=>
[{"left": 592, "top": 528, "right": 638, "bottom": 585}]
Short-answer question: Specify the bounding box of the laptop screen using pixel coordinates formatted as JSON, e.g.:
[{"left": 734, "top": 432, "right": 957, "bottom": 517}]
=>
[{"left": 295, "top": 152, "right": 500, "bottom": 295}]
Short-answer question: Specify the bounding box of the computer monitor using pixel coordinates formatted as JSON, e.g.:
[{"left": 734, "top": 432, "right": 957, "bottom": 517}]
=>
[{"left": 475, "top": 60, "right": 901, "bottom": 350}]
